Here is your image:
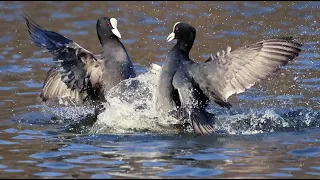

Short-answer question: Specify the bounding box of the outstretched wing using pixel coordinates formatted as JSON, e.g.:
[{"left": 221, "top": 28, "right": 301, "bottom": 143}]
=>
[
  {"left": 39, "top": 66, "right": 89, "bottom": 105},
  {"left": 188, "top": 37, "right": 302, "bottom": 108},
  {"left": 22, "top": 14, "right": 104, "bottom": 94}
]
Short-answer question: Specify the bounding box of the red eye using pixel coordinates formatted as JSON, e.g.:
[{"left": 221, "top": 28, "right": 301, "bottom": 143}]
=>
[{"left": 107, "top": 23, "right": 110, "bottom": 26}]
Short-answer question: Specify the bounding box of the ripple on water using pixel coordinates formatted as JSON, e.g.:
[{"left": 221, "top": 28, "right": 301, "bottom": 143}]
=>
[
  {"left": 0, "top": 140, "right": 18, "bottom": 145},
  {"left": 73, "top": 7, "right": 84, "bottom": 12},
  {"left": 65, "top": 157, "right": 125, "bottom": 165},
  {"left": 4, "top": 128, "right": 19, "bottom": 133},
  {"left": 142, "top": 162, "right": 167, "bottom": 167},
  {"left": 37, "top": 162, "right": 78, "bottom": 170},
  {"left": 34, "top": 172, "right": 64, "bottom": 177},
  {"left": 12, "top": 135, "right": 35, "bottom": 140},
  {"left": 301, "top": 84, "right": 320, "bottom": 91},
  {"left": 138, "top": 16, "right": 162, "bottom": 25},
  {"left": 30, "top": 151, "right": 72, "bottom": 159},
  {"left": 3, "top": 169, "right": 24, "bottom": 173},
  {"left": 59, "top": 143, "right": 113, "bottom": 152},
  {"left": 121, "top": 39, "right": 137, "bottom": 45},
  {"left": 92, "top": 10, "right": 104, "bottom": 14},
  {"left": 222, "top": 30, "right": 248, "bottom": 36},
  {"left": 291, "top": 1, "right": 320, "bottom": 10},
  {"left": 180, "top": 4, "right": 197, "bottom": 9},
  {"left": 58, "top": 29, "right": 88, "bottom": 36},
  {"left": 302, "top": 78, "right": 320, "bottom": 83},
  {"left": 4, "top": 3, "right": 23, "bottom": 10},
  {"left": 153, "top": 26, "right": 166, "bottom": 32},
  {"left": 288, "top": 147, "right": 320, "bottom": 157},
  {"left": 297, "top": 59, "right": 320, "bottom": 66},
  {"left": 0, "top": 87, "right": 17, "bottom": 91},
  {"left": 275, "top": 95, "right": 304, "bottom": 101},
  {"left": 237, "top": 94, "right": 274, "bottom": 101},
  {"left": 158, "top": 165, "right": 224, "bottom": 177},
  {"left": 199, "top": 148, "right": 242, "bottom": 153},
  {"left": 310, "top": 166, "right": 320, "bottom": 171},
  {"left": 25, "top": 57, "right": 54, "bottom": 64},
  {"left": 20, "top": 80, "right": 43, "bottom": 88},
  {"left": 12, "top": 54, "right": 21, "bottom": 59},
  {"left": 279, "top": 167, "right": 302, "bottom": 172},
  {"left": 0, "top": 35, "right": 12, "bottom": 43},
  {"left": 16, "top": 92, "right": 40, "bottom": 96},
  {"left": 306, "top": 172, "right": 320, "bottom": 176},
  {"left": 80, "top": 168, "right": 111, "bottom": 172},
  {"left": 17, "top": 160, "right": 37, "bottom": 164},
  {"left": 8, "top": 59, "right": 17, "bottom": 63},
  {"left": 0, "top": 164, "right": 8, "bottom": 169},
  {"left": 147, "top": 35, "right": 167, "bottom": 41},
  {"left": 64, "top": 155, "right": 103, "bottom": 164},
  {"left": 175, "top": 153, "right": 230, "bottom": 161},
  {"left": 0, "top": 65, "right": 32, "bottom": 74},
  {"left": 267, "top": 172, "right": 293, "bottom": 177},
  {"left": 50, "top": 12, "right": 73, "bottom": 19},
  {"left": 19, "top": 129, "right": 51, "bottom": 135},
  {"left": 69, "top": 20, "right": 96, "bottom": 29},
  {"left": 91, "top": 174, "right": 112, "bottom": 179}
]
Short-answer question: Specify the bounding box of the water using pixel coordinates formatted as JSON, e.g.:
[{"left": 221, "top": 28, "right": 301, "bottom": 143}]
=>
[{"left": 0, "top": 1, "right": 320, "bottom": 178}]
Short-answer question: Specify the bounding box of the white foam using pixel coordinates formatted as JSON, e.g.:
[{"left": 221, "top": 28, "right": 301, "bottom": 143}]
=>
[
  {"left": 41, "top": 105, "right": 95, "bottom": 124},
  {"left": 90, "top": 65, "right": 180, "bottom": 134}
]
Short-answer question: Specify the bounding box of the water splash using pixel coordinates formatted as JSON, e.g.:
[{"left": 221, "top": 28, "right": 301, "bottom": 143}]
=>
[
  {"left": 212, "top": 107, "right": 320, "bottom": 135},
  {"left": 89, "top": 64, "right": 320, "bottom": 136},
  {"left": 90, "top": 64, "right": 180, "bottom": 134},
  {"left": 41, "top": 105, "right": 95, "bottom": 124}
]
